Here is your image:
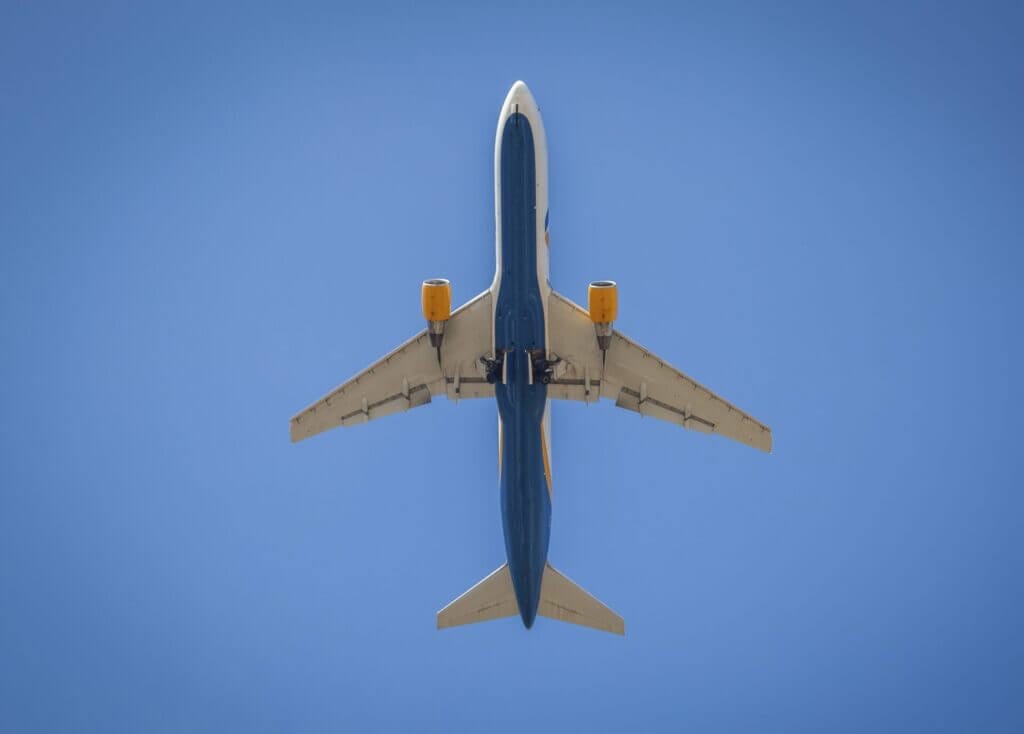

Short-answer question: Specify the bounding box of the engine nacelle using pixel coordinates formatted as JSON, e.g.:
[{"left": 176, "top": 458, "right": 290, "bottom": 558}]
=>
[
  {"left": 421, "top": 279, "right": 451, "bottom": 349},
  {"left": 588, "top": 280, "right": 618, "bottom": 352}
]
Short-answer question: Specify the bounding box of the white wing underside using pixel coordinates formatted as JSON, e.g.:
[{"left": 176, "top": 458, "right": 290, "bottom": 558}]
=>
[
  {"left": 546, "top": 290, "right": 772, "bottom": 452},
  {"left": 290, "top": 287, "right": 771, "bottom": 452},
  {"left": 290, "top": 290, "right": 494, "bottom": 442}
]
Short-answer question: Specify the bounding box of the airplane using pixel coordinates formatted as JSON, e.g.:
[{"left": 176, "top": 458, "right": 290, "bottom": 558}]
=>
[{"left": 290, "top": 81, "right": 772, "bottom": 635}]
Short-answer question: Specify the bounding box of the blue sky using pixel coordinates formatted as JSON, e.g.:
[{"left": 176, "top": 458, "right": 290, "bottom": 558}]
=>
[{"left": 2, "top": 2, "right": 1022, "bottom": 731}]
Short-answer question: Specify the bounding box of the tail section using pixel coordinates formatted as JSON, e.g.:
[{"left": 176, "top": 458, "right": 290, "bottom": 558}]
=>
[
  {"left": 538, "top": 563, "right": 625, "bottom": 635},
  {"left": 437, "top": 562, "right": 624, "bottom": 635}
]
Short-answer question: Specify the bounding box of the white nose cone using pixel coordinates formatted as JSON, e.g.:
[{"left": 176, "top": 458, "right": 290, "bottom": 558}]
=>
[
  {"left": 507, "top": 80, "right": 532, "bottom": 103},
  {"left": 501, "top": 80, "right": 540, "bottom": 122}
]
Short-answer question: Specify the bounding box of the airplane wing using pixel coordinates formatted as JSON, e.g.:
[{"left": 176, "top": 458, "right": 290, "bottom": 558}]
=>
[
  {"left": 290, "top": 289, "right": 495, "bottom": 442},
  {"left": 545, "top": 290, "right": 772, "bottom": 452}
]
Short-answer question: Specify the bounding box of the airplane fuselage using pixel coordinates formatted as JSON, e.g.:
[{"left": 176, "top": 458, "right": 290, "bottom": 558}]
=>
[{"left": 491, "top": 83, "right": 552, "bottom": 628}]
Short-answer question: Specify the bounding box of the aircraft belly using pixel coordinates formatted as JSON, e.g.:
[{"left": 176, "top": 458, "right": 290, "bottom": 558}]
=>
[
  {"left": 495, "top": 111, "right": 551, "bottom": 627},
  {"left": 497, "top": 370, "right": 550, "bottom": 628}
]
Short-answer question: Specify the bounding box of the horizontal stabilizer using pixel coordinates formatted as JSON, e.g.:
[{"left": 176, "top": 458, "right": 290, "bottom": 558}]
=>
[
  {"left": 436, "top": 564, "right": 518, "bottom": 630},
  {"left": 539, "top": 563, "right": 625, "bottom": 635}
]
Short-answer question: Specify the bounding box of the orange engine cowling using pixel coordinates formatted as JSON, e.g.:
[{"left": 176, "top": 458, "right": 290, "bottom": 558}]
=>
[
  {"left": 422, "top": 279, "right": 451, "bottom": 348},
  {"left": 587, "top": 280, "right": 617, "bottom": 352}
]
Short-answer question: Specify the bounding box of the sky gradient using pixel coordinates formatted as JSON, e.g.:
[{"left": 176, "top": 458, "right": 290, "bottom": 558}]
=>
[{"left": 2, "top": 2, "right": 1022, "bottom": 731}]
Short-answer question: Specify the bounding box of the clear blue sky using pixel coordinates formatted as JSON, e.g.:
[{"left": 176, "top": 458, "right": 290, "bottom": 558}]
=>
[{"left": 2, "top": 2, "right": 1021, "bottom": 731}]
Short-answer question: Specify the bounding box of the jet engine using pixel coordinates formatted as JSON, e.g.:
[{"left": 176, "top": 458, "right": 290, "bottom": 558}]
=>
[
  {"left": 422, "top": 278, "right": 452, "bottom": 352},
  {"left": 588, "top": 280, "right": 618, "bottom": 355}
]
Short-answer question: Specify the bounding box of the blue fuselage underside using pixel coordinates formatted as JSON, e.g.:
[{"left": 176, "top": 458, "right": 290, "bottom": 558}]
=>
[{"left": 494, "top": 113, "right": 550, "bottom": 629}]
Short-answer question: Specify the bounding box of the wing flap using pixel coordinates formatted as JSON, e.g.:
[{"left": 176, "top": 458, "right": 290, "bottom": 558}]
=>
[{"left": 335, "top": 380, "right": 433, "bottom": 428}]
